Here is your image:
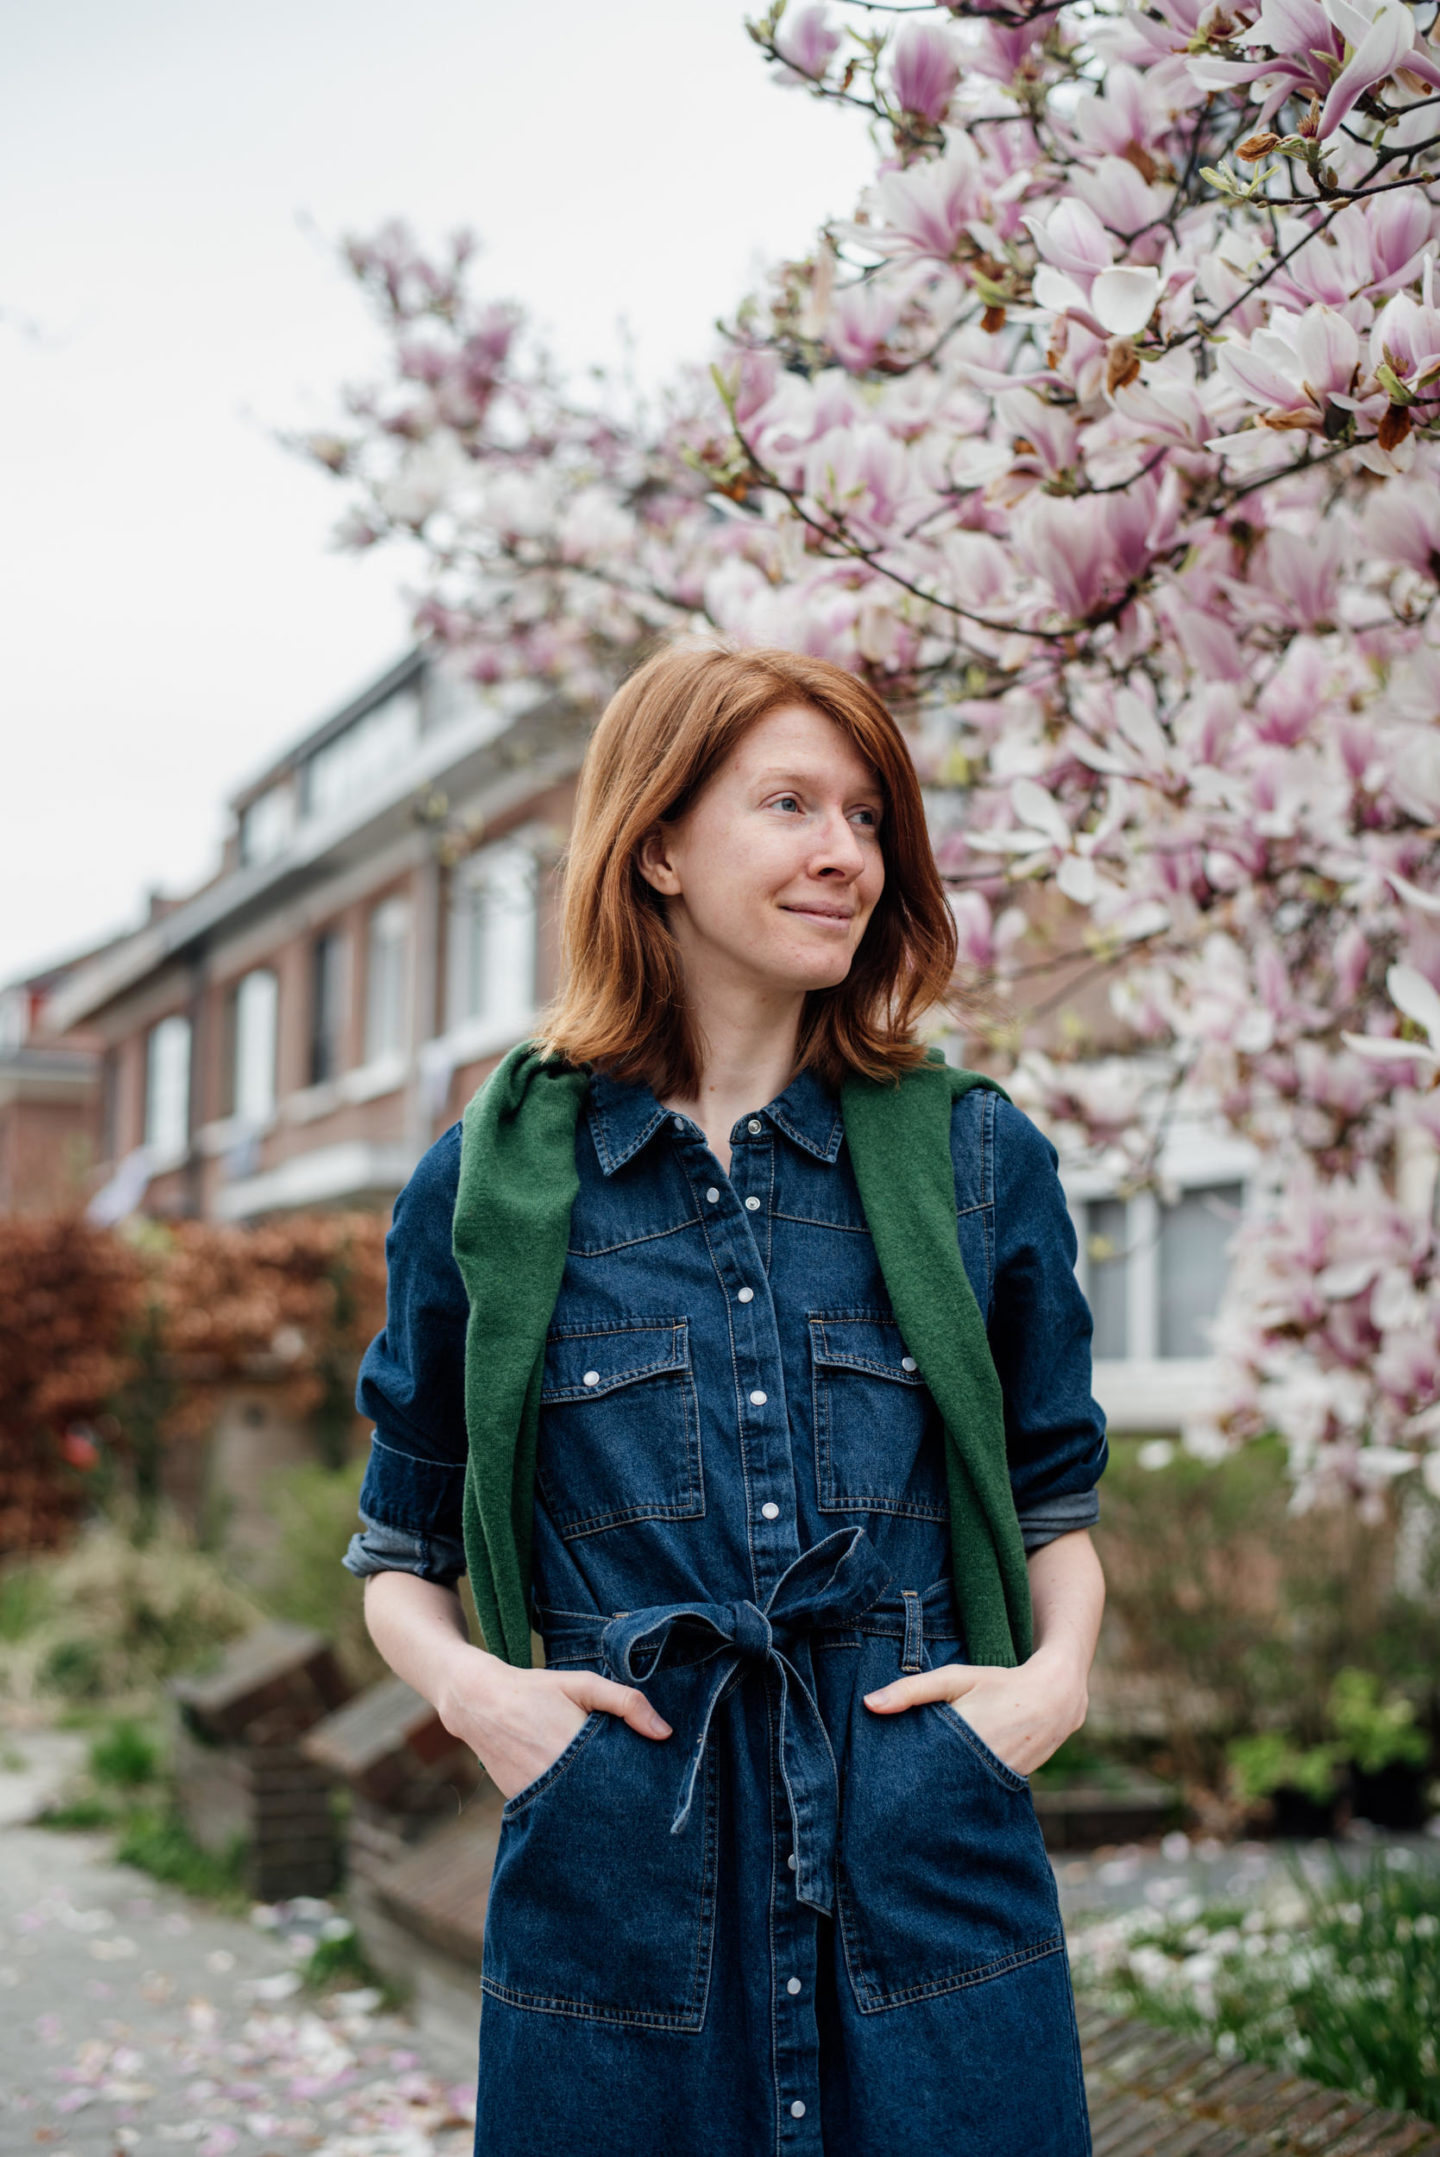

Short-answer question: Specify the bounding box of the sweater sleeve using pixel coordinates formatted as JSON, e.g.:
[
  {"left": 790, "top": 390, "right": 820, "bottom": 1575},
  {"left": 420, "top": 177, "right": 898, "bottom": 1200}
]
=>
[
  {"left": 986, "top": 1097, "right": 1108, "bottom": 1545},
  {"left": 340, "top": 1121, "right": 471, "bottom": 1586}
]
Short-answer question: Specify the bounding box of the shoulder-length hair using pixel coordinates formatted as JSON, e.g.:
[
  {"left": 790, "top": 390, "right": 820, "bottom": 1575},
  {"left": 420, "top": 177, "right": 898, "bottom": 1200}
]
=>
[{"left": 534, "top": 641, "right": 958, "bottom": 1096}]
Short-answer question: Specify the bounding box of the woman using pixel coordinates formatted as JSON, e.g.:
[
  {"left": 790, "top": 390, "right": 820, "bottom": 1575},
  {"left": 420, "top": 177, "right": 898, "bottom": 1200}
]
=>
[{"left": 343, "top": 643, "right": 1107, "bottom": 2157}]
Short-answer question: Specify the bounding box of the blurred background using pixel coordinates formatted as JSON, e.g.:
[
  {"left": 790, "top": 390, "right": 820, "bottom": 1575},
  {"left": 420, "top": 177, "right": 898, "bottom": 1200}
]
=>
[{"left": 2, "top": 4, "right": 1438, "bottom": 2151}]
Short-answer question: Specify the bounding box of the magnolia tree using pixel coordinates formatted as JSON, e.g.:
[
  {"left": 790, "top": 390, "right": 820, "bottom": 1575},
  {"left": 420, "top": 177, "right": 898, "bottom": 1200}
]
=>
[{"left": 305, "top": 0, "right": 1440, "bottom": 1510}]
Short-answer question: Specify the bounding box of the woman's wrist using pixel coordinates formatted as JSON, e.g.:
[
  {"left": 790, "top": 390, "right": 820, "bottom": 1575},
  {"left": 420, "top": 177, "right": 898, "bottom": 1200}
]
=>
[
  {"left": 434, "top": 1640, "right": 504, "bottom": 1737},
  {"left": 1024, "top": 1640, "right": 1091, "bottom": 1736}
]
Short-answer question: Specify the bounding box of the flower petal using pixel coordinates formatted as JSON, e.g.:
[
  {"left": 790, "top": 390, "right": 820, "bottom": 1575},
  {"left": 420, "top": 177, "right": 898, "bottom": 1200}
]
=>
[{"left": 1090, "top": 266, "right": 1162, "bottom": 337}]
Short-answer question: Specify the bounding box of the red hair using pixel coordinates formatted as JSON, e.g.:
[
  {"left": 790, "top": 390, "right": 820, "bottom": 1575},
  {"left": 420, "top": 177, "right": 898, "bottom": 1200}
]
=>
[{"left": 535, "top": 643, "right": 957, "bottom": 1095}]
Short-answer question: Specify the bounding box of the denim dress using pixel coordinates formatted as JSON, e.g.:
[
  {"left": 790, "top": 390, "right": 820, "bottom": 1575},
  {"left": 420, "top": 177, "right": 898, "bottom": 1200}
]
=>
[{"left": 344, "top": 1063, "right": 1106, "bottom": 2157}]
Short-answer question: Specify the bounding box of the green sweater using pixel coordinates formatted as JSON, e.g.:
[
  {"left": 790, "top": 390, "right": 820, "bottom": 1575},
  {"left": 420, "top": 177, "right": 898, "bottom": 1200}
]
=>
[{"left": 452, "top": 1041, "right": 1033, "bottom": 1672}]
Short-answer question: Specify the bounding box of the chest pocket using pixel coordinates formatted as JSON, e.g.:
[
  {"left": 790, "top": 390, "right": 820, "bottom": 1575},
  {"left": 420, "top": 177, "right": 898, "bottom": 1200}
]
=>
[
  {"left": 809, "top": 1311, "right": 948, "bottom": 1522},
  {"left": 537, "top": 1319, "right": 704, "bottom": 1539}
]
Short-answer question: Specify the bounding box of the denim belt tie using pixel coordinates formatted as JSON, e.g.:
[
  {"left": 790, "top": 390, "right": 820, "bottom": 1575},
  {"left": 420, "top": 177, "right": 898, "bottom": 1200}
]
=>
[{"left": 548, "top": 1526, "right": 904, "bottom": 1916}]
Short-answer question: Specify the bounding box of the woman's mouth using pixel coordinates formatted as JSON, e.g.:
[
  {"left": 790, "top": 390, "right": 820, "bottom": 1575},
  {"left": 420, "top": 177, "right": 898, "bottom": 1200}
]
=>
[{"left": 782, "top": 903, "right": 854, "bottom": 927}]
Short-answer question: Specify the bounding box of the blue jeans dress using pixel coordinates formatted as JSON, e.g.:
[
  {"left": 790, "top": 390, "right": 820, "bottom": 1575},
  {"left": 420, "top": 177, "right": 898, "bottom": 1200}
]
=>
[{"left": 344, "top": 1064, "right": 1107, "bottom": 2157}]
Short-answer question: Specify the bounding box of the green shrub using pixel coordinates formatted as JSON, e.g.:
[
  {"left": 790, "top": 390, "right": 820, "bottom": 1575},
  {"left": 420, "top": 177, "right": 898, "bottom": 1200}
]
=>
[
  {"left": 1092, "top": 1439, "right": 1440, "bottom": 1788},
  {"left": 13, "top": 1510, "right": 263, "bottom": 1706},
  {"left": 0, "top": 1564, "right": 52, "bottom": 1642},
  {"left": 1328, "top": 1668, "right": 1430, "bottom": 1776},
  {"left": 251, "top": 1458, "right": 388, "bottom": 1688},
  {"left": 39, "top": 1636, "right": 108, "bottom": 1699},
  {"left": 89, "top": 1717, "right": 161, "bottom": 1788},
  {"left": 1225, "top": 1730, "right": 1345, "bottom": 1807}
]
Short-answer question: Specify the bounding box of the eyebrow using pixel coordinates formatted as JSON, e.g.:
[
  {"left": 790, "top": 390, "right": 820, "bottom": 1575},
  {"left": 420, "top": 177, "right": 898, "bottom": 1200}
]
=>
[{"left": 752, "top": 766, "right": 884, "bottom": 798}]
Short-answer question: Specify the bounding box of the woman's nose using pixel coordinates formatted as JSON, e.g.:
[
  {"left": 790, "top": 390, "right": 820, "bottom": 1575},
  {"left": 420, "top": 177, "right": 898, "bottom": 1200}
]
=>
[{"left": 812, "top": 814, "right": 865, "bottom": 876}]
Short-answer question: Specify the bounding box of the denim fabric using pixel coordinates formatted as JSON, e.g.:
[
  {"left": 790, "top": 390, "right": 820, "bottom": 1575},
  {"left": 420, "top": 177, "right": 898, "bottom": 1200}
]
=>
[{"left": 345, "top": 1065, "right": 1102, "bottom": 2155}]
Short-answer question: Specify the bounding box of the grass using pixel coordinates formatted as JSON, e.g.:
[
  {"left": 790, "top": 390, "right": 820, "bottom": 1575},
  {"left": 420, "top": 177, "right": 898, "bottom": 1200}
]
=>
[
  {"left": 31, "top": 1714, "right": 252, "bottom": 1909},
  {"left": 298, "top": 1924, "right": 405, "bottom": 2010},
  {"left": 1071, "top": 1846, "right": 1440, "bottom": 2125},
  {"left": 113, "top": 1804, "right": 251, "bottom": 1910},
  {"left": 89, "top": 1715, "right": 162, "bottom": 1787}
]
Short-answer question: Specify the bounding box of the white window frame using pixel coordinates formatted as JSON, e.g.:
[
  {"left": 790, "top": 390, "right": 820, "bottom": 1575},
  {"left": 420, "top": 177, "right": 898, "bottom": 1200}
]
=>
[
  {"left": 363, "top": 895, "right": 413, "bottom": 1065},
  {"left": 144, "top": 1013, "right": 192, "bottom": 1165},
  {"left": 302, "top": 687, "right": 422, "bottom": 827},
  {"left": 231, "top": 968, "right": 279, "bottom": 1129},
  {"left": 447, "top": 838, "right": 539, "bottom": 1039},
  {"left": 1061, "top": 1124, "right": 1258, "bottom": 1432}
]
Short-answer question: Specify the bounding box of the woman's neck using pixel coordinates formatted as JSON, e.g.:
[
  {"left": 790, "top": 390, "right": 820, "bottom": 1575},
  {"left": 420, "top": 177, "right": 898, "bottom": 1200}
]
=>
[{"left": 660, "top": 998, "right": 803, "bottom": 1177}]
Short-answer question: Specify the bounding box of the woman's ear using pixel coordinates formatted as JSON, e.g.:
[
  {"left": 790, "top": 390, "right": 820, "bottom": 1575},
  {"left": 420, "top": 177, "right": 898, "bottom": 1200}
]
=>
[{"left": 636, "top": 823, "right": 683, "bottom": 897}]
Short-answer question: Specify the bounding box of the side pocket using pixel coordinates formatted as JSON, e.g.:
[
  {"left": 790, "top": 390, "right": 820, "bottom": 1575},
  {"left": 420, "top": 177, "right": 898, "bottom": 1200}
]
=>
[
  {"left": 836, "top": 1634, "right": 1062, "bottom": 2014},
  {"left": 931, "top": 1702, "right": 1031, "bottom": 1794},
  {"left": 483, "top": 1701, "right": 719, "bottom": 2031},
  {"left": 500, "top": 1710, "right": 606, "bottom": 1821}
]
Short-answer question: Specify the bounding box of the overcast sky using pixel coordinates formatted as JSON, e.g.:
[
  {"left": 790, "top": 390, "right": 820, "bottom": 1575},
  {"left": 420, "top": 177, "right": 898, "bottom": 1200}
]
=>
[{"left": 0, "top": 0, "right": 874, "bottom": 988}]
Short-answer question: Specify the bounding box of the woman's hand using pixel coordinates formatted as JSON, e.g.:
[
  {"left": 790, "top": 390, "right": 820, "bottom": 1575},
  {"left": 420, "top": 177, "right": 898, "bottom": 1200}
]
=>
[
  {"left": 862, "top": 1643, "right": 1088, "bottom": 1779},
  {"left": 437, "top": 1647, "right": 673, "bottom": 1801}
]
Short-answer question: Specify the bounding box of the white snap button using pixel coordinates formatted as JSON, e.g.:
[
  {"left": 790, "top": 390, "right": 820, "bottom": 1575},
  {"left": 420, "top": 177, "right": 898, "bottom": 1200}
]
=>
[
  {"left": 737, "top": 1287, "right": 754, "bottom": 1303},
  {"left": 786, "top": 1852, "right": 797, "bottom": 1870},
  {"left": 901, "top": 1355, "right": 918, "bottom": 1372},
  {"left": 745, "top": 1195, "right": 761, "bottom": 1211},
  {"left": 582, "top": 1370, "right": 600, "bottom": 1387},
  {"left": 761, "top": 1501, "right": 780, "bottom": 1520},
  {"left": 790, "top": 2100, "right": 806, "bottom": 2119},
  {"left": 673, "top": 1115, "right": 685, "bottom": 1131},
  {"left": 706, "top": 1186, "right": 720, "bottom": 1203},
  {"left": 750, "top": 1389, "right": 767, "bottom": 1405},
  {"left": 748, "top": 1118, "right": 762, "bottom": 1134},
  {"left": 786, "top": 1976, "right": 802, "bottom": 1996}
]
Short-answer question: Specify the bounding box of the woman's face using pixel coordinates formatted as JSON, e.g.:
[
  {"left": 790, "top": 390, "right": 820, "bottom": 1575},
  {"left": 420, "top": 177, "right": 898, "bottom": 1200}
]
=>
[{"left": 638, "top": 701, "right": 886, "bottom": 1002}]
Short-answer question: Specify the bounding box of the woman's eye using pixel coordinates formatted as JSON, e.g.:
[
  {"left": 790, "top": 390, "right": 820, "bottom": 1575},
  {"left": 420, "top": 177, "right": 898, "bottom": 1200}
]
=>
[
  {"left": 851, "top": 807, "right": 880, "bottom": 830},
  {"left": 772, "top": 794, "right": 803, "bottom": 813}
]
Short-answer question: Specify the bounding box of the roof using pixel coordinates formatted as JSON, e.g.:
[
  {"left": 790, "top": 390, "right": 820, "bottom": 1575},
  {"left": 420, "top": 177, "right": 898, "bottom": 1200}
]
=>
[
  {"left": 227, "top": 647, "right": 426, "bottom": 816},
  {"left": 45, "top": 666, "right": 576, "bottom": 1034}
]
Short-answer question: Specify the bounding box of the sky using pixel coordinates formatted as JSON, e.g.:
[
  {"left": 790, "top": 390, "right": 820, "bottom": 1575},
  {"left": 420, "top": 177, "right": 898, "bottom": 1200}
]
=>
[{"left": 0, "top": 0, "right": 875, "bottom": 988}]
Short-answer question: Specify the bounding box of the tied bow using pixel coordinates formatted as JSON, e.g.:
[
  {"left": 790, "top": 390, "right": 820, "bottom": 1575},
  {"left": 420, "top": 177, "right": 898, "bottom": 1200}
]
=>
[{"left": 598, "top": 1526, "right": 892, "bottom": 1914}]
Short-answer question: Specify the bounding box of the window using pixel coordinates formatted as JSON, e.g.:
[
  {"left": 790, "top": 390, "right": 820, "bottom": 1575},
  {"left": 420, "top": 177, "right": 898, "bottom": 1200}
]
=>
[
  {"left": 1084, "top": 1197, "right": 1129, "bottom": 1361},
  {"left": 302, "top": 687, "right": 421, "bottom": 825},
  {"left": 238, "top": 784, "right": 295, "bottom": 867},
  {"left": 364, "top": 897, "right": 411, "bottom": 1062},
  {"left": 0, "top": 987, "right": 26, "bottom": 1054},
  {"left": 1158, "top": 1184, "right": 1245, "bottom": 1357},
  {"left": 231, "top": 969, "right": 278, "bottom": 1125},
  {"left": 144, "top": 1015, "right": 192, "bottom": 1158},
  {"left": 448, "top": 841, "right": 538, "bottom": 1033},
  {"left": 100, "top": 1046, "right": 119, "bottom": 1163},
  {"left": 309, "top": 930, "right": 349, "bottom": 1086},
  {"left": 1080, "top": 1181, "right": 1244, "bottom": 1360}
]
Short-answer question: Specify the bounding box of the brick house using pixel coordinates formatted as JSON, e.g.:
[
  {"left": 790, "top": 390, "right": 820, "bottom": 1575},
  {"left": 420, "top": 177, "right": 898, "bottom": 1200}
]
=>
[
  {"left": 48, "top": 649, "right": 587, "bottom": 1224},
  {"left": 0, "top": 944, "right": 122, "bottom": 1214},
  {"left": 44, "top": 642, "right": 1255, "bottom": 1433}
]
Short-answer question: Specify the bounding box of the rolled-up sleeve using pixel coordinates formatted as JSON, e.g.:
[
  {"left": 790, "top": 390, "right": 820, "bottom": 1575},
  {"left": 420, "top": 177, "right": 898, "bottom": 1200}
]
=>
[
  {"left": 987, "top": 1098, "right": 1107, "bottom": 1550},
  {"left": 341, "top": 1121, "right": 471, "bottom": 1587}
]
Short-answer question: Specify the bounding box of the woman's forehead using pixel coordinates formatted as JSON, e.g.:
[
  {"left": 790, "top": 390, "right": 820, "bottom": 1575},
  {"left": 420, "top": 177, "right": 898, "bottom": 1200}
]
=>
[{"left": 729, "top": 703, "right": 882, "bottom": 788}]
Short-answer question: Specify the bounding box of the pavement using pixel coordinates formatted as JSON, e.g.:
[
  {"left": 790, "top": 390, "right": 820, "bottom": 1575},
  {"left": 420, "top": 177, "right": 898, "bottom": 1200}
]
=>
[
  {"left": 0, "top": 1726, "right": 478, "bottom": 2157},
  {"left": 2, "top": 1720, "right": 1437, "bottom": 2157}
]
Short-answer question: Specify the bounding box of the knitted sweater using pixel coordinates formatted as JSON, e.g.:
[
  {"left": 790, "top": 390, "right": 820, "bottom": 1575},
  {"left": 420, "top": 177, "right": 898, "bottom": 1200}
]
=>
[{"left": 451, "top": 1042, "right": 1033, "bottom": 1671}]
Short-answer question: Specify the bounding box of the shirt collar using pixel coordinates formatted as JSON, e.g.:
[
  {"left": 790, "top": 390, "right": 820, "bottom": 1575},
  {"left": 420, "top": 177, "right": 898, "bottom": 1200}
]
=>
[{"left": 586, "top": 1062, "right": 844, "bottom": 1176}]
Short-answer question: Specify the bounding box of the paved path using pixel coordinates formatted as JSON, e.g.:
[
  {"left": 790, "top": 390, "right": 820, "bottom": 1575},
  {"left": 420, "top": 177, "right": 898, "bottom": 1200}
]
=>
[{"left": 0, "top": 1730, "right": 478, "bottom": 2157}]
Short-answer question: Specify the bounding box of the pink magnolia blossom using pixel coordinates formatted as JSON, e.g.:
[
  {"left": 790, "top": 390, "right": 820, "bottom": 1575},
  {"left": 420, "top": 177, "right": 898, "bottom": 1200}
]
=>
[
  {"left": 889, "top": 23, "right": 960, "bottom": 122},
  {"left": 773, "top": 4, "right": 841, "bottom": 83},
  {"left": 309, "top": 2, "right": 1440, "bottom": 1505}
]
